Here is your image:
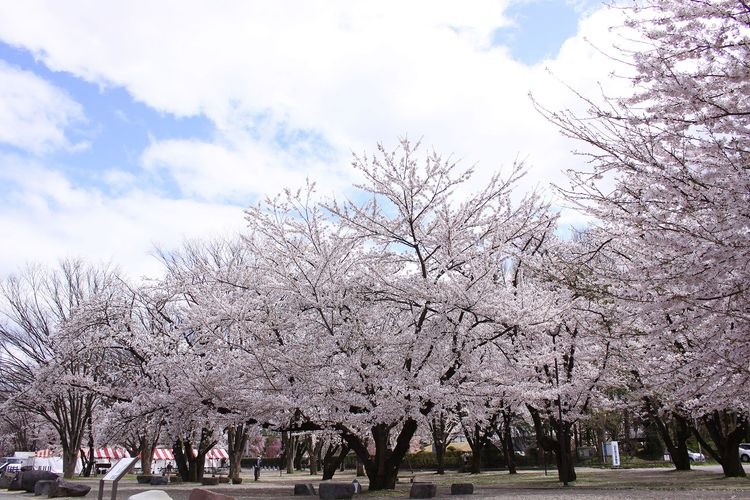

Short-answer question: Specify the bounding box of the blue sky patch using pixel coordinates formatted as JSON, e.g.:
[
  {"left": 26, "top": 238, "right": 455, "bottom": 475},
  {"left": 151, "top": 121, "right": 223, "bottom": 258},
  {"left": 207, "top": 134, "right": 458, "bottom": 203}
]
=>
[
  {"left": 0, "top": 42, "right": 214, "bottom": 197},
  {"left": 494, "top": 0, "right": 582, "bottom": 65}
]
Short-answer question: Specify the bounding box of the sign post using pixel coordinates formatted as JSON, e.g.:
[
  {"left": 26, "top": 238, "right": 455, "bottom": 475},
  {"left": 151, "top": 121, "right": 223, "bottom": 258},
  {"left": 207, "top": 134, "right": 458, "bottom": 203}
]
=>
[
  {"left": 611, "top": 441, "right": 620, "bottom": 468},
  {"left": 97, "top": 457, "right": 139, "bottom": 500}
]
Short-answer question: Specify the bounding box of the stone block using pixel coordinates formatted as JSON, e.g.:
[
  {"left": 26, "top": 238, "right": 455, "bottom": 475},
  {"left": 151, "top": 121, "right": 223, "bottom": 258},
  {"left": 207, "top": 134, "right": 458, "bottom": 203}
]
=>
[
  {"left": 200, "top": 476, "right": 220, "bottom": 486},
  {"left": 450, "top": 483, "right": 474, "bottom": 495},
  {"left": 34, "top": 479, "right": 56, "bottom": 496},
  {"left": 49, "top": 480, "right": 91, "bottom": 497},
  {"left": 318, "top": 481, "right": 355, "bottom": 499},
  {"left": 20, "top": 470, "right": 60, "bottom": 492},
  {"left": 187, "top": 488, "right": 235, "bottom": 500},
  {"left": 293, "top": 483, "right": 315, "bottom": 495},
  {"left": 150, "top": 476, "right": 169, "bottom": 486},
  {"left": 409, "top": 482, "right": 437, "bottom": 498},
  {"left": 136, "top": 475, "right": 153, "bottom": 484}
]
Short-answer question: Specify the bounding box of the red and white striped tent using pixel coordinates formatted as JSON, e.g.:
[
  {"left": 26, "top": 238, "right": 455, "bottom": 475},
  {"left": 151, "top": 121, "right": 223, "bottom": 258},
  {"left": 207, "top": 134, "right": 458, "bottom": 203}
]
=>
[
  {"left": 145, "top": 448, "right": 228, "bottom": 473},
  {"left": 33, "top": 449, "right": 64, "bottom": 474},
  {"left": 152, "top": 448, "right": 174, "bottom": 460},
  {"left": 83, "top": 448, "right": 130, "bottom": 460},
  {"left": 205, "top": 448, "right": 229, "bottom": 470},
  {"left": 206, "top": 448, "right": 229, "bottom": 460},
  {"left": 151, "top": 448, "right": 226, "bottom": 460}
]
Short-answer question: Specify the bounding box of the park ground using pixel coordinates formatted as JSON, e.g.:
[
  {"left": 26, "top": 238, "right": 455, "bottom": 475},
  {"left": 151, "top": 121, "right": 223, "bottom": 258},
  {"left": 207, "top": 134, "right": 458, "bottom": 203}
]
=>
[{"left": 1, "top": 465, "right": 750, "bottom": 499}]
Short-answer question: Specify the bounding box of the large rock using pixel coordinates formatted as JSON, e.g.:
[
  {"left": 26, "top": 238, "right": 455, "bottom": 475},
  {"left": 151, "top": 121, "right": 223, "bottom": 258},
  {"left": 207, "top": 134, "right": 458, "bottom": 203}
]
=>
[
  {"left": 7, "top": 473, "right": 24, "bottom": 491},
  {"left": 187, "top": 488, "right": 235, "bottom": 500},
  {"left": 20, "top": 470, "right": 60, "bottom": 493},
  {"left": 293, "top": 483, "right": 316, "bottom": 495},
  {"left": 128, "top": 491, "right": 173, "bottom": 500},
  {"left": 150, "top": 476, "right": 169, "bottom": 486},
  {"left": 450, "top": 483, "right": 474, "bottom": 495},
  {"left": 409, "top": 482, "right": 437, "bottom": 498},
  {"left": 318, "top": 482, "right": 355, "bottom": 499},
  {"left": 49, "top": 479, "right": 91, "bottom": 497},
  {"left": 0, "top": 474, "right": 13, "bottom": 488},
  {"left": 200, "top": 477, "right": 219, "bottom": 486},
  {"left": 34, "top": 479, "right": 56, "bottom": 496}
]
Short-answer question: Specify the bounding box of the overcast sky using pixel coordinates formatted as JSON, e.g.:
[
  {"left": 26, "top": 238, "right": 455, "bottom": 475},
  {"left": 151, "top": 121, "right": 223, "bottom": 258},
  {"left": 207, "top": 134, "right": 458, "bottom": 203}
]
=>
[{"left": 0, "top": 0, "right": 630, "bottom": 279}]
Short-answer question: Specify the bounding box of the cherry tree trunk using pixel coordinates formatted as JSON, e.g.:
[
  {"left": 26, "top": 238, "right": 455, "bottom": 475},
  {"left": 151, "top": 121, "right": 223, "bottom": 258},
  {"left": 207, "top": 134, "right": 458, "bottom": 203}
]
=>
[
  {"left": 500, "top": 413, "right": 517, "bottom": 474},
  {"left": 174, "top": 433, "right": 213, "bottom": 482},
  {"left": 62, "top": 447, "right": 79, "bottom": 479},
  {"left": 283, "top": 432, "right": 297, "bottom": 474},
  {"left": 465, "top": 427, "right": 484, "bottom": 475},
  {"left": 227, "top": 424, "right": 249, "bottom": 481},
  {"left": 125, "top": 429, "right": 159, "bottom": 476},
  {"left": 321, "top": 442, "right": 349, "bottom": 480},
  {"left": 554, "top": 436, "right": 576, "bottom": 484},
  {"left": 434, "top": 441, "right": 446, "bottom": 475},
  {"left": 429, "top": 414, "right": 453, "bottom": 475},
  {"left": 661, "top": 419, "right": 691, "bottom": 471},
  {"left": 140, "top": 447, "right": 154, "bottom": 477},
  {"left": 309, "top": 436, "right": 323, "bottom": 475},
  {"left": 671, "top": 447, "right": 691, "bottom": 471},
  {"left": 340, "top": 419, "right": 418, "bottom": 491},
  {"left": 694, "top": 411, "right": 748, "bottom": 478},
  {"left": 642, "top": 400, "right": 691, "bottom": 471},
  {"left": 294, "top": 439, "right": 305, "bottom": 470},
  {"left": 81, "top": 418, "right": 95, "bottom": 477},
  {"left": 173, "top": 441, "right": 190, "bottom": 480},
  {"left": 717, "top": 444, "right": 746, "bottom": 478},
  {"left": 528, "top": 406, "right": 576, "bottom": 483}
]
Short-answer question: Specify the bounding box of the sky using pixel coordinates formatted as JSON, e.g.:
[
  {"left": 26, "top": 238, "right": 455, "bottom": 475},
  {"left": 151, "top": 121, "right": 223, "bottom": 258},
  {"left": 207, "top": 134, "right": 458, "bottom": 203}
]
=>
[{"left": 0, "top": 0, "right": 630, "bottom": 280}]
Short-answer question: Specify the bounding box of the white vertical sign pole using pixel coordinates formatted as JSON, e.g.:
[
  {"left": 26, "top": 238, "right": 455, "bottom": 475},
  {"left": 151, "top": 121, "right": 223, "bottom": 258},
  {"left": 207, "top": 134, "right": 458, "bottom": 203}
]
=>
[{"left": 611, "top": 441, "right": 620, "bottom": 467}]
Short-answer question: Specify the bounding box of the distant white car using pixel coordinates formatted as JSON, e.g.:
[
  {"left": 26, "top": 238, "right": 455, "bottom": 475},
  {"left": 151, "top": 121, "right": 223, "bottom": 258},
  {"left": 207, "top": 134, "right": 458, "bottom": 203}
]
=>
[
  {"left": 740, "top": 443, "right": 750, "bottom": 463},
  {"left": 687, "top": 449, "right": 705, "bottom": 462}
]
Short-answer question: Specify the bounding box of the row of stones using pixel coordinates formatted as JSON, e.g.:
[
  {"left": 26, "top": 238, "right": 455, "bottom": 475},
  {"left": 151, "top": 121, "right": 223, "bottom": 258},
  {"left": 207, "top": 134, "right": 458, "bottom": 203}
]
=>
[{"left": 293, "top": 481, "right": 474, "bottom": 499}]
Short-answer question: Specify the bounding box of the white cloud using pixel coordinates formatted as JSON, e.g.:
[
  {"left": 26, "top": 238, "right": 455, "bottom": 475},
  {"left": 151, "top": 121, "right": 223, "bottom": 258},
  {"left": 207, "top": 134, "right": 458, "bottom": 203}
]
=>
[
  {"left": 0, "top": 60, "right": 87, "bottom": 154},
  {"left": 141, "top": 132, "right": 350, "bottom": 202},
  {"left": 0, "top": 154, "right": 247, "bottom": 279},
  {"left": 0, "top": 1, "right": 636, "bottom": 277}
]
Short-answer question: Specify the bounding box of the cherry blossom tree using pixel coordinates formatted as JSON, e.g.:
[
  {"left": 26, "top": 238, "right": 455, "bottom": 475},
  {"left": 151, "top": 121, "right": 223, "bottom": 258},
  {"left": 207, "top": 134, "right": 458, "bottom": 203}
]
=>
[
  {"left": 538, "top": 0, "right": 750, "bottom": 477},
  {"left": 519, "top": 231, "right": 627, "bottom": 484},
  {"left": 0, "top": 260, "right": 120, "bottom": 478},
  {"left": 242, "top": 138, "right": 556, "bottom": 489}
]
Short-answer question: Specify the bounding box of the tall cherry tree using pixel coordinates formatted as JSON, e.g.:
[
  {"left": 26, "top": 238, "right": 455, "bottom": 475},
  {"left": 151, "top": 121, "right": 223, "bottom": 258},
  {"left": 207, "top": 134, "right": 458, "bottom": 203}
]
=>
[
  {"left": 0, "top": 260, "right": 120, "bottom": 477},
  {"left": 539, "top": 0, "right": 750, "bottom": 477}
]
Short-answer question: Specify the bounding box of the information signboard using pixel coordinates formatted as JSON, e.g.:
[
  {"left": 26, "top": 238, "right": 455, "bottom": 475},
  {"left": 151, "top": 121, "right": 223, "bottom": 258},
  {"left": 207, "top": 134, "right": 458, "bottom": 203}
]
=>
[{"left": 98, "top": 457, "right": 138, "bottom": 500}]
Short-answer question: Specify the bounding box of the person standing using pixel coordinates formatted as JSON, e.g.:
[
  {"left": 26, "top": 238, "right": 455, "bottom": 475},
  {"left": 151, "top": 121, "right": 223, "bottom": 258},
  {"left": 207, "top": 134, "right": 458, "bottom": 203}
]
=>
[{"left": 254, "top": 456, "right": 261, "bottom": 481}]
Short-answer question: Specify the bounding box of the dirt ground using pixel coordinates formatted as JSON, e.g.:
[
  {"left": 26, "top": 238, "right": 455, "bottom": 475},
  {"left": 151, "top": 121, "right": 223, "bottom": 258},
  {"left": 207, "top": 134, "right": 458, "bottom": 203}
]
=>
[{"left": 2, "top": 465, "right": 750, "bottom": 499}]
